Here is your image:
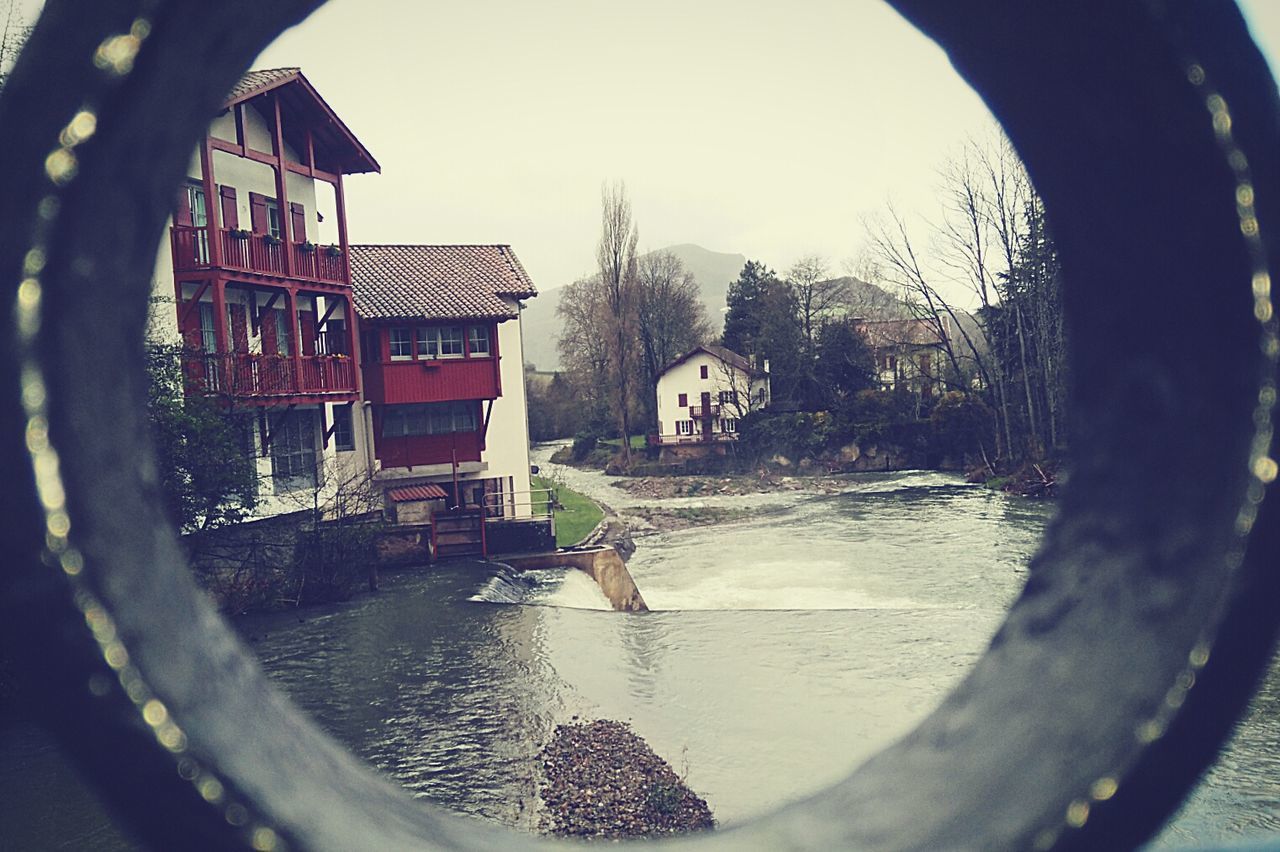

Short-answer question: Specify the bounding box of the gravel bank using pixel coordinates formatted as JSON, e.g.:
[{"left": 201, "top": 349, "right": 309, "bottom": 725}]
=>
[{"left": 539, "top": 720, "right": 714, "bottom": 839}]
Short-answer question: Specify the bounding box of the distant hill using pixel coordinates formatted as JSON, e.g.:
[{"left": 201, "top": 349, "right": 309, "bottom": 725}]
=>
[{"left": 520, "top": 244, "right": 747, "bottom": 371}]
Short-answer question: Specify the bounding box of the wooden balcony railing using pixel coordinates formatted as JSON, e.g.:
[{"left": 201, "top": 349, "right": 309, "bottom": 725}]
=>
[
  {"left": 182, "top": 352, "right": 355, "bottom": 398},
  {"left": 689, "top": 404, "right": 720, "bottom": 418},
  {"left": 171, "top": 225, "right": 347, "bottom": 285}
]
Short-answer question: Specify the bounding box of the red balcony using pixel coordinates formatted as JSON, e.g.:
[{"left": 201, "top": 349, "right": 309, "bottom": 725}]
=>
[
  {"left": 182, "top": 352, "right": 356, "bottom": 400},
  {"left": 171, "top": 225, "right": 347, "bottom": 286},
  {"left": 689, "top": 404, "right": 721, "bottom": 418},
  {"left": 362, "top": 358, "right": 500, "bottom": 406}
]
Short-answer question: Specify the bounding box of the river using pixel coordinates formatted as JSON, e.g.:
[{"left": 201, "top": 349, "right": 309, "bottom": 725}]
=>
[{"left": 1, "top": 451, "right": 1276, "bottom": 848}]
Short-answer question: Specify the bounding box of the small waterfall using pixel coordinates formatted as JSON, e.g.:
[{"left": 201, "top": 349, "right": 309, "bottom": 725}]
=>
[{"left": 470, "top": 565, "right": 612, "bottom": 611}]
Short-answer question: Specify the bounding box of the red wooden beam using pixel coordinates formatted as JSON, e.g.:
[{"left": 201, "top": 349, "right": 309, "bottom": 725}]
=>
[
  {"left": 198, "top": 136, "right": 223, "bottom": 267},
  {"left": 234, "top": 104, "right": 246, "bottom": 156},
  {"left": 271, "top": 93, "right": 294, "bottom": 277},
  {"left": 251, "top": 290, "right": 282, "bottom": 336},
  {"left": 316, "top": 296, "right": 339, "bottom": 330},
  {"left": 177, "top": 279, "right": 212, "bottom": 327}
]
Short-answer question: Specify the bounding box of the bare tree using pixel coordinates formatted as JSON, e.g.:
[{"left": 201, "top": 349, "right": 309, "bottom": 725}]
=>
[
  {"left": 786, "top": 254, "right": 848, "bottom": 348},
  {"left": 556, "top": 274, "right": 614, "bottom": 430},
  {"left": 596, "top": 181, "right": 639, "bottom": 463},
  {"left": 635, "top": 249, "right": 711, "bottom": 428}
]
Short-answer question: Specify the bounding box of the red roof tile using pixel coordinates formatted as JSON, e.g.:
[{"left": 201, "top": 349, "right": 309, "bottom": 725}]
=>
[
  {"left": 349, "top": 244, "right": 538, "bottom": 321},
  {"left": 387, "top": 484, "right": 449, "bottom": 502}
]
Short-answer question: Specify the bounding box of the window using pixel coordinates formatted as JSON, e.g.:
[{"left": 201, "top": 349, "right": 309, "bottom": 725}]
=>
[
  {"left": 676, "top": 420, "right": 695, "bottom": 436},
  {"left": 678, "top": 393, "right": 688, "bottom": 407},
  {"left": 467, "top": 325, "right": 491, "bottom": 356},
  {"left": 389, "top": 328, "right": 413, "bottom": 360},
  {"left": 700, "top": 365, "right": 709, "bottom": 379},
  {"left": 198, "top": 303, "right": 218, "bottom": 354},
  {"left": 382, "top": 401, "right": 477, "bottom": 437},
  {"left": 186, "top": 184, "right": 209, "bottom": 264},
  {"left": 360, "top": 330, "right": 379, "bottom": 364},
  {"left": 417, "top": 326, "right": 464, "bottom": 359},
  {"left": 270, "top": 410, "right": 318, "bottom": 493},
  {"left": 721, "top": 418, "right": 738, "bottom": 433},
  {"left": 265, "top": 199, "right": 282, "bottom": 239},
  {"left": 275, "top": 310, "right": 292, "bottom": 356},
  {"left": 718, "top": 390, "right": 738, "bottom": 406},
  {"left": 332, "top": 405, "right": 354, "bottom": 452}
]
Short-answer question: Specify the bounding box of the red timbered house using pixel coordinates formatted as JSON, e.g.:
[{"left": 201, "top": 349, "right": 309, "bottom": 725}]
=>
[
  {"left": 154, "top": 68, "right": 380, "bottom": 511},
  {"left": 348, "top": 244, "right": 537, "bottom": 527}
]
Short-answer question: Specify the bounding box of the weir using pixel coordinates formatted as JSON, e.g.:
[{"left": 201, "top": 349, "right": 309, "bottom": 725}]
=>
[{"left": 499, "top": 546, "right": 648, "bottom": 613}]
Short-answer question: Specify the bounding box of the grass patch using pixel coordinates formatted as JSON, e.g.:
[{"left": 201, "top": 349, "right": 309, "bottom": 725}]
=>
[
  {"left": 600, "top": 434, "right": 647, "bottom": 450},
  {"left": 533, "top": 475, "right": 605, "bottom": 547}
]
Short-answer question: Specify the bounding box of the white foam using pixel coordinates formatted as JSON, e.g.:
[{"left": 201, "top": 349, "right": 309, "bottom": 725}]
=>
[{"left": 530, "top": 569, "right": 613, "bottom": 611}]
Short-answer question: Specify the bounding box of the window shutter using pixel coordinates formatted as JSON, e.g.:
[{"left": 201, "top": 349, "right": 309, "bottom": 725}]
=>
[
  {"left": 228, "top": 303, "right": 249, "bottom": 352},
  {"left": 219, "top": 186, "right": 239, "bottom": 230},
  {"left": 290, "top": 202, "right": 306, "bottom": 242},
  {"left": 249, "top": 192, "right": 268, "bottom": 234},
  {"left": 174, "top": 186, "right": 193, "bottom": 226},
  {"left": 299, "top": 310, "right": 317, "bottom": 356},
  {"left": 261, "top": 307, "right": 278, "bottom": 355}
]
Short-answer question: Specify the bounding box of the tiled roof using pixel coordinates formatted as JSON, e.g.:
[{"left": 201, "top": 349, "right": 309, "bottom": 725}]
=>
[
  {"left": 226, "top": 68, "right": 299, "bottom": 105},
  {"left": 349, "top": 245, "right": 538, "bottom": 321},
  {"left": 660, "top": 344, "right": 758, "bottom": 377},
  {"left": 387, "top": 484, "right": 448, "bottom": 502},
  {"left": 855, "top": 316, "right": 950, "bottom": 349}
]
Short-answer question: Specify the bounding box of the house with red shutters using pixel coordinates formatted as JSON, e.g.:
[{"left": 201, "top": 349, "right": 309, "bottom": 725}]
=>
[
  {"left": 653, "top": 345, "right": 771, "bottom": 456},
  {"left": 150, "top": 68, "right": 380, "bottom": 516},
  {"left": 347, "top": 244, "right": 539, "bottom": 549}
]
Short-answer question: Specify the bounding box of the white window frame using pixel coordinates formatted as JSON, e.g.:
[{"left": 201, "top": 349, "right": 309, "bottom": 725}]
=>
[
  {"left": 467, "top": 325, "right": 491, "bottom": 356},
  {"left": 389, "top": 327, "right": 413, "bottom": 361},
  {"left": 417, "top": 326, "right": 465, "bottom": 359}
]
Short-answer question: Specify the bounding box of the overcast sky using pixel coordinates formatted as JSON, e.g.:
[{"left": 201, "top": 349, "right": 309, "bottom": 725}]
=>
[
  {"left": 10, "top": 1, "right": 1276, "bottom": 294},
  {"left": 246, "top": 0, "right": 1280, "bottom": 296}
]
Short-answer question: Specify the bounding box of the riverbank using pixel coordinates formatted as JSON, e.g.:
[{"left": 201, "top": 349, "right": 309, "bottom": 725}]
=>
[{"left": 540, "top": 720, "right": 714, "bottom": 839}]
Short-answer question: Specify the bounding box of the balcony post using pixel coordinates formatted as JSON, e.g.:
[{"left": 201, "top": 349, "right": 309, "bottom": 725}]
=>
[
  {"left": 271, "top": 93, "right": 294, "bottom": 277},
  {"left": 198, "top": 136, "right": 222, "bottom": 266},
  {"left": 285, "top": 287, "right": 303, "bottom": 393},
  {"left": 211, "top": 277, "right": 229, "bottom": 389},
  {"left": 334, "top": 172, "right": 351, "bottom": 285},
  {"left": 346, "top": 298, "right": 362, "bottom": 394}
]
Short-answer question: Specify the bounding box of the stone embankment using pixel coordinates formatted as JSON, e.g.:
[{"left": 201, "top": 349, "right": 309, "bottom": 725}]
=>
[{"left": 539, "top": 720, "right": 714, "bottom": 839}]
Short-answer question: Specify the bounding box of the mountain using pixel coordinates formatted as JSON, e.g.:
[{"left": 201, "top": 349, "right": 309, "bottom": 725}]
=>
[{"left": 519, "top": 244, "right": 747, "bottom": 371}]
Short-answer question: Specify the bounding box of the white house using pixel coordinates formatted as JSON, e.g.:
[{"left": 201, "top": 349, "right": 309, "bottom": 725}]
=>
[
  {"left": 654, "top": 345, "right": 770, "bottom": 453},
  {"left": 148, "top": 68, "right": 380, "bottom": 521}
]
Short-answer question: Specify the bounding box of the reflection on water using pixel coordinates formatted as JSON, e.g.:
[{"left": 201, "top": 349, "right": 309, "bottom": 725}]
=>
[{"left": 1, "top": 464, "right": 1276, "bottom": 848}]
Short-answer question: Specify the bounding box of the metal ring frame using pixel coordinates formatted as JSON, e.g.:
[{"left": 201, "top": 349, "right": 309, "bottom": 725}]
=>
[{"left": 0, "top": 0, "right": 1276, "bottom": 849}]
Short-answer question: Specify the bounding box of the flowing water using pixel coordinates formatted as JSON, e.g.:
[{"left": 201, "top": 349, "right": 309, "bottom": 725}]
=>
[{"left": 1, "top": 450, "right": 1277, "bottom": 848}]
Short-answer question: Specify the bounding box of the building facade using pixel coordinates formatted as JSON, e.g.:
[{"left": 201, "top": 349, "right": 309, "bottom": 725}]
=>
[
  {"left": 348, "top": 244, "right": 537, "bottom": 526},
  {"left": 854, "top": 316, "right": 952, "bottom": 398},
  {"left": 653, "top": 345, "right": 770, "bottom": 451},
  {"left": 150, "top": 68, "right": 381, "bottom": 519}
]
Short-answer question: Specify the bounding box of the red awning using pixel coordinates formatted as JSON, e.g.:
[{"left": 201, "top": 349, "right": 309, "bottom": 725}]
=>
[{"left": 386, "top": 484, "right": 448, "bottom": 502}]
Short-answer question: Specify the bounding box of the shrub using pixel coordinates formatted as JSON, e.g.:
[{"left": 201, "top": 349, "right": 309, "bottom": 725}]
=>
[
  {"left": 570, "top": 432, "right": 599, "bottom": 462},
  {"left": 930, "top": 391, "right": 996, "bottom": 464}
]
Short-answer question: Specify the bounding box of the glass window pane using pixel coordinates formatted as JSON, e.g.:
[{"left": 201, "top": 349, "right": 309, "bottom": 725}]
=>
[{"left": 468, "top": 326, "right": 490, "bottom": 355}]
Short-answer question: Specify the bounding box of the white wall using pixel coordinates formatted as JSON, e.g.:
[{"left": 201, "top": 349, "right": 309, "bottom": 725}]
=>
[{"left": 482, "top": 299, "right": 533, "bottom": 516}]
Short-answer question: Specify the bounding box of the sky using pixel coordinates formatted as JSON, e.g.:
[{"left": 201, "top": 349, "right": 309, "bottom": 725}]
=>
[
  {"left": 11, "top": 0, "right": 1280, "bottom": 295},
  {"left": 245, "top": 0, "right": 1280, "bottom": 297}
]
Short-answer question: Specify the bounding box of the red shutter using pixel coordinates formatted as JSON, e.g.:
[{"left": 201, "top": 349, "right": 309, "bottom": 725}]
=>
[
  {"left": 219, "top": 186, "right": 239, "bottom": 230},
  {"left": 261, "top": 308, "right": 278, "bottom": 355},
  {"left": 290, "top": 202, "right": 306, "bottom": 242},
  {"left": 249, "top": 192, "right": 268, "bottom": 234},
  {"left": 229, "top": 303, "right": 249, "bottom": 352},
  {"left": 299, "top": 310, "right": 316, "bottom": 356},
  {"left": 180, "top": 303, "right": 201, "bottom": 349},
  {"left": 174, "top": 186, "right": 193, "bottom": 226}
]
